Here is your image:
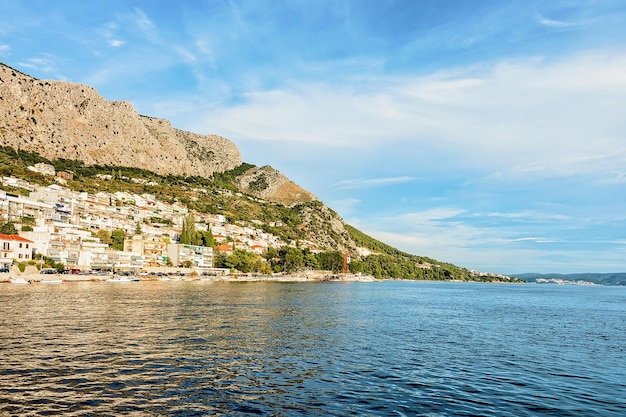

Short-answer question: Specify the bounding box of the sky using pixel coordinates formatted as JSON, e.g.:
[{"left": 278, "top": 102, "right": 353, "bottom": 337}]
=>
[{"left": 1, "top": 0, "right": 625, "bottom": 274}]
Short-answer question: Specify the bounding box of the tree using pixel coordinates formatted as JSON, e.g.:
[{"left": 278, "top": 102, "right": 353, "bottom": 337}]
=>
[
  {"left": 96, "top": 229, "right": 112, "bottom": 245},
  {"left": 303, "top": 249, "right": 319, "bottom": 269},
  {"left": 316, "top": 251, "right": 344, "bottom": 273},
  {"left": 0, "top": 221, "right": 17, "bottom": 235},
  {"left": 199, "top": 227, "right": 215, "bottom": 247},
  {"left": 264, "top": 247, "right": 279, "bottom": 262},
  {"left": 281, "top": 246, "right": 304, "bottom": 273},
  {"left": 111, "top": 229, "right": 126, "bottom": 250},
  {"left": 213, "top": 250, "right": 230, "bottom": 269},
  {"left": 225, "top": 249, "right": 257, "bottom": 273},
  {"left": 256, "top": 259, "right": 273, "bottom": 274},
  {"left": 135, "top": 222, "right": 142, "bottom": 234},
  {"left": 180, "top": 213, "right": 198, "bottom": 245}
]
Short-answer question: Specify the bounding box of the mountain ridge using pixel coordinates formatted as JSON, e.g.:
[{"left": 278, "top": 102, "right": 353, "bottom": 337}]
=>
[{"left": 0, "top": 63, "right": 242, "bottom": 178}]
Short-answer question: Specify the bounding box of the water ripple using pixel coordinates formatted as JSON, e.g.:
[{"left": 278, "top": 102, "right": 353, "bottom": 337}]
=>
[{"left": 1, "top": 281, "right": 624, "bottom": 416}]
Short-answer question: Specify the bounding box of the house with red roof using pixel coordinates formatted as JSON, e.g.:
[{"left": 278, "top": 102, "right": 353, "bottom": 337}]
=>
[{"left": 0, "top": 234, "right": 34, "bottom": 268}]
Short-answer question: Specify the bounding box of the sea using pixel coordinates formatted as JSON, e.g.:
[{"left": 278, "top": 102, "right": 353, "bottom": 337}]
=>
[{"left": 1, "top": 280, "right": 624, "bottom": 416}]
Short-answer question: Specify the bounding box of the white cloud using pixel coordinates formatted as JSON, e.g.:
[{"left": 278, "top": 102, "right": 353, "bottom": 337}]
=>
[
  {"left": 537, "top": 16, "right": 578, "bottom": 28},
  {"left": 334, "top": 176, "right": 416, "bottom": 189},
  {"left": 0, "top": 43, "right": 9, "bottom": 56},
  {"left": 357, "top": 218, "right": 625, "bottom": 274},
  {"left": 396, "top": 208, "right": 467, "bottom": 223},
  {"left": 17, "top": 57, "right": 56, "bottom": 73},
  {"left": 133, "top": 8, "right": 158, "bottom": 41},
  {"left": 108, "top": 39, "right": 125, "bottom": 47},
  {"left": 511, "top": 237, "right": 554, "bottom": 243},
  {"left": 197, "top": 49, "right": 626, "bottom": 182}
]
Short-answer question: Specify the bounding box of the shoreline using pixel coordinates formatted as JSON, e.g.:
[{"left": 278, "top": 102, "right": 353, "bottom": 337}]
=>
[{"left": 0, "top": 272, "right": 377, "bottom": 284}]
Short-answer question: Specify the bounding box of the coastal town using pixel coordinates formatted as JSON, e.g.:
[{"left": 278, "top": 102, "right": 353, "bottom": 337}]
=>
[
  {"left": 0, "top": 162, "right": 345, "bottom": 282},
  {"left": 0, "top": 162, "right": 511, "bottom": 284}
]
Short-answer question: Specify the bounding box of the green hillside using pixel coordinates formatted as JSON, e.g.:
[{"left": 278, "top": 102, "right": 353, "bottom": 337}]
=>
[{"left": 0, "top": 145, "right": 520, "bottom": 282}]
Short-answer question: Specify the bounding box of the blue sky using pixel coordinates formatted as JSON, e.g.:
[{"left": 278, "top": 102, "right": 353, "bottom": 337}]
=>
[{"left": 1, "top": 0, "right": 625, "bottom": 274}]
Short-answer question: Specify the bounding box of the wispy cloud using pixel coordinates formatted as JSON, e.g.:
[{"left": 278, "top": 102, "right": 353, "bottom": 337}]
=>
[
  {"left": 108, "top": 39, "right": 125, "bottom": 47},
  {"left": 537, "top": 16, "right": 581, "bottom": 28},
  {"left": 334, "top": 176, "right": 416, "bottom": 189},
  {"left": 195, "top": 50, "right": 626, "bottom": 182},
  {"left": 17, "top": 57, "right": 56, "bottom": 73},
  {"left": 0, "top": 43, "right": 9, "bottom": 56},
  {"left": 511, "top": 237, "right": 554, "bottom": 243},
  {"left": 397, "top": 208, "right": 467, "bottom": 223},
  {"left": 132, "top": 7, "right": 158, "bottom": 42},
  {"left": 352, "top": 212, "right": 626, "bottom": 273}
]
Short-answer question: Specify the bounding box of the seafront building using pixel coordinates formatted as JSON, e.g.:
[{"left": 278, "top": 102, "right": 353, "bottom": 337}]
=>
[
  {"left": 0, "top": 176, "right": 285, "bottom": 272},
  {"left": 0, "top": 233, "right": 34, "bottom": 269},
  {"left": 167, "top": 243, "right": 214, "bottom": 269}
]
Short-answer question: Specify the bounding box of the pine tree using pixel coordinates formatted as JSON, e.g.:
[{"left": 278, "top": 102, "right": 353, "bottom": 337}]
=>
[{"left": 180, "top": 213, "right": 197, "bottom": 245}]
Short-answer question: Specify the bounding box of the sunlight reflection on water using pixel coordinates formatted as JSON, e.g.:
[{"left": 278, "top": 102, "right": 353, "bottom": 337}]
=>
[{"left": 1, "top": 281, "right": 624, "bottom": 416}]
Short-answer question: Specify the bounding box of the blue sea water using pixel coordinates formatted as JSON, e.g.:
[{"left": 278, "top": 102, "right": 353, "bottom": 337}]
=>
[{"left": 0, "top": 280, "right": 624, "bottom": 416}]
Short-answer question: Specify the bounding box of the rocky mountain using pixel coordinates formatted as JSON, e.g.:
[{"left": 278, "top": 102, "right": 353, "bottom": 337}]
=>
[
  {"left": 0, "top": 62, "right": 350, "bottom": 250},
  {"left": 0, "top": 63, "right": 515, "bottom": 282},
  {"left": 237, "top": 165, "right": 316, "bottom": 206},
  {"left": 0, "top": 63, "right": 241, "bottom": 178}
]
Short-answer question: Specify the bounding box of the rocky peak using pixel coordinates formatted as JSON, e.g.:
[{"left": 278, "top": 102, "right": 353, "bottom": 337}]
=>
[
  {"left": 237, "top": 165, "right": 317, "bottom": 206},
  {"left": 0, "top": 63, "right": 241, "bottom": 177}
]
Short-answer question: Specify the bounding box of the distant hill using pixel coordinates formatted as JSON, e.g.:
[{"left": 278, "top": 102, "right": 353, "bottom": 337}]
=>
[{"left": 515, "top": 273, "right": 626, "bottom": 286}]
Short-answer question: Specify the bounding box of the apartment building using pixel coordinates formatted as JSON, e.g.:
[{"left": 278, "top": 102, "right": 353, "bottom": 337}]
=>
[
  {"left": 124, "top": 234, "right": 168, "bottom": 267},
  {"left": 167, "top": 243, "right": 213, "bottom": 268}
]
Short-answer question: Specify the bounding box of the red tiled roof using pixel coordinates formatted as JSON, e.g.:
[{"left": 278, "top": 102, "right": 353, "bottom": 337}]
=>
[{"left": 0, "top": 234, "right": 34, "bottom": 243}]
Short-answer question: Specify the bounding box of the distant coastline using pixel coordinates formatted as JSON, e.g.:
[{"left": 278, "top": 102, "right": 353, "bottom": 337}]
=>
[{"left": 515, "top": 272, "right": 626, "bottom": 286}]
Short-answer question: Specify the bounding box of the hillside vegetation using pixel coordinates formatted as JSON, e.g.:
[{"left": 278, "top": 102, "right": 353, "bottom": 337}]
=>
[
  {"left": 0, "top": 146, "right": 520, "bottom": 282},
  {"left": 0, "top": 147, "right": 516, "bottom": 281}
]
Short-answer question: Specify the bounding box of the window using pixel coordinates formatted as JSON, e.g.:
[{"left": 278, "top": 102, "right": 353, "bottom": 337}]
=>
[
  {"left": 25, "top": 254, "right": 29, "bottom": 259},
  {"left": 26, "top": 244, "right": 29, "bottom": 249},
  {"left": 19, "top": 243, "right": 23, "bottom": 248},
  {"left": 18, "top": 254, "right": 22, "bottom": 259}
]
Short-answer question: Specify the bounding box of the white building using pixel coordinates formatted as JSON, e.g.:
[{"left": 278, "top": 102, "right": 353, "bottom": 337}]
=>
[
  {"left": 27, "top": 163, "right": 56, "bottom": 176},
  {"left": 167, "top": 243, "right": 213, "bottom": 268},
  {"left": 0, "top": 233, "right": 34, "bottom": 268}
]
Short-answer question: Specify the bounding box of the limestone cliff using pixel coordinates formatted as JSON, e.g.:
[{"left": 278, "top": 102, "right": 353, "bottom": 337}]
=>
[{"left": 0, "top": 63, "right": 241, "bottom": 177}]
